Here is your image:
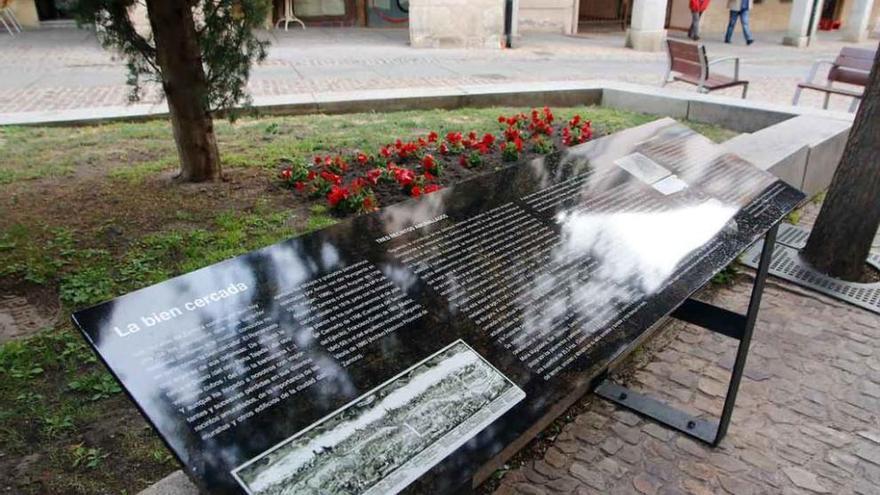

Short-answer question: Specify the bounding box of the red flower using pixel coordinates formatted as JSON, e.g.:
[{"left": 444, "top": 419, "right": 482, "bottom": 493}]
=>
[
  {"left": 356, "top": 152, "right": 369, "bottom": 165},
  {"left": 350, "top": 177, "right": 368, "bottom": 193},
  {"left": 313, "top": 156, "right": 322, "bottom": 165},
  {"left": 380, "top": 146, "right": 391, "bottom": 158},
  {"left": 294, "top": 181, "right": 305, "bottom": 191},
  {"left": 394, "top": 167, "right": 415, "bottom": 186},
  {"left": 424, "top": 170, "right": 436, "bottom": 182},
  {"left": 459, "top": 155, "right": 467, "bottom": 167},
  {"left": 428, "top": 131, "right": 439, "bottom": 143},
  {"left": 424, "top": 184, "right": 441, "bottom": 194},
  {"left": 422, "top": 154, "right": 436, "bottom": 171},
  {"left": 514, "top": 136, "right": 523, "bottom": 152},
  {"left": 328, "top": 185, "right": 349, "bottom": 207},
  {"left": 577, "top": 127, "right": 591, "bottom": 143},
  {"left": 410, "top": 186, "right": 422, "bottom": 198},
  {"left": 468, "top": 131, "right": 477, "bottom": 141},
  {"left": 320, "top": 170, "right": 342, "bottom": 185},
  {"left": 280, "top": 168, "right": 292, "bottom": 180},
  {"left": 497, "top": 115, "right": 506, "bottom": 123},
  {"left": 477, "top": 143, "right": 490, "bottom": 155},
  {"left": 366, "top": 168, "right": 382, "bottom": 185},
  {"left": 439, "top": 143, "right": 449, "bottom": 155},
  {"left": 307, "top": 170, "right": 317, "bottom": 181},
  {"left": 362, "top": 196, "right": 375, "bottom": 211},
  {"left": 481, "top": 133, "right": 495, "bottom": 147}
]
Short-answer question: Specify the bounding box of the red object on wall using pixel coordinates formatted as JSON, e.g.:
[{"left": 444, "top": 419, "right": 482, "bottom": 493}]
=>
[{"left": 819, "top": 18, "right": 842, "bottom": 30}]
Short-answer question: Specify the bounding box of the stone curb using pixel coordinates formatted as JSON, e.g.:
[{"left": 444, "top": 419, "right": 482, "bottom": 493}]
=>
[
  {"left": 137, "top": 470, "right": 199, "bottom": 495},
  {"left": 0, "top": 80, "right": 854, "bottom": 128}
]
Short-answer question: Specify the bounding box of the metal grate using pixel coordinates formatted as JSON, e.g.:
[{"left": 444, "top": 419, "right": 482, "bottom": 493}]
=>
[
  {"left": 768, "top": 223, "right": 880, "bottom": 270},
  {"left": 742, "top": 224, "right": 880, "bottom": 314}
]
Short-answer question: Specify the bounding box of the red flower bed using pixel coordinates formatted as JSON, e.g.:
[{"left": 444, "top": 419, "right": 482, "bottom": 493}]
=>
[{"left": 279, "top": 107, "right": 594, "bottom": 215}]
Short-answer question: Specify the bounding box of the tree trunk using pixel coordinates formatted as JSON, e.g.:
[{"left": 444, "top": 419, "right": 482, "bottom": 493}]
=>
[
  {"left": 801, "top": 49, "right": 880, "bottom": 281},
  {"left": 146, "top": 0, "right": 222, "bottom": 182}
]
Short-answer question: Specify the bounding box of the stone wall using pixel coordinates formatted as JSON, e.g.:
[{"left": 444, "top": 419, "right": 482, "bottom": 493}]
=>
[
  {"left": 409, "top": 0, "right": 507, "bottom": 48},
  {"left": 518, "top": 0, "right": 576, "bottom": 33}
]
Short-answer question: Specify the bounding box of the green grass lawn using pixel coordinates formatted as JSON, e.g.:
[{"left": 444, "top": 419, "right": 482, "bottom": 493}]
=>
[{"left": 0, "top": 106, "right": 736, "bottom": 494}]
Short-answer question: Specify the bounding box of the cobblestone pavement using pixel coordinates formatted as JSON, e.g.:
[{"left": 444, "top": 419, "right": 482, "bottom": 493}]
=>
[
  {"left": 0, "top": 27, "right": 876, "bottom": 117},
  {"left": 494, "top": 203, "right": 880, "bottom": 495}
]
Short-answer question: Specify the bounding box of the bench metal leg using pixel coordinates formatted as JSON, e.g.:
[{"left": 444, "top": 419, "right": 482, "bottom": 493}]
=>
[
  {"left": 792, "top": 87, "right": 802, "bottom": 106},
  {"left": 823, "top": 92, "right": 831, "bottom": 110},
  {"left": 741, "top": 83, "right": 748, "bottom": 99},
  {"left": 596, "top": 223, "right": 779, "bottom": 447},
  {"left": 6, "top": 8, "right": 21, "bottom": 31}
]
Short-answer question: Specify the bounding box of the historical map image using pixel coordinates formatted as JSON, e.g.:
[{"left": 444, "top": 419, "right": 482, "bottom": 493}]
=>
[{"left": 232, "top": 340, "right": 525, "bottom": 495}]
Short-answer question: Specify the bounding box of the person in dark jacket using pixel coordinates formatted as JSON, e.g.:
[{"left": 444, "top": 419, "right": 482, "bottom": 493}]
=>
[
  {"left": 688, "top": 0, "right": 711, "bottom": 40},
  {"left": 725, "top": 0, "right": 755, "bottom": 45}
]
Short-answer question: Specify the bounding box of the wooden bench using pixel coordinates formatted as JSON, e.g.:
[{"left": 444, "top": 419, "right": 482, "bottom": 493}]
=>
[
  {"left": 793, "top": 47, "right": 875, "bottom": 112},
  {"left": 663, "top": 39, "right": 749, "bottom": 99}
]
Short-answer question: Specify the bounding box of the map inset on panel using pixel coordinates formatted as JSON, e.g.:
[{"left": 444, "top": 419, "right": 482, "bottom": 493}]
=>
[{"left": 232, "top": 340, "right": 525, "bottom": 495}]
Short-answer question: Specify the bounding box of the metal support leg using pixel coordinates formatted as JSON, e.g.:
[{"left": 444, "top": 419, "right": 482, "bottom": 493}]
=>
[
  {"left": 596, "top": 223, "right": 779, "bottom": 447},
  {"left": 275, "top": 0, "right": 306, "bottom": 30},
  {"left": 714, "top": 222, "right": 776, "bottom": 441},
  {"left": 5, "top": 8, "right": 21, "bottom": 31}
]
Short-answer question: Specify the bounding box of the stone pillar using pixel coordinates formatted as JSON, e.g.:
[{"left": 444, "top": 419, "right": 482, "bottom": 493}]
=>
[
  {"left": 410, "top": 0, "right": 506, "bottom": 48},
  {"left": 626, "top": 0, "right": 668, "bottom": 52},
  {"left": 843, "top": 0, "right": 875, "bottom": 42},
  {"left": 783, "top": 0, "right": 824, "bottom": 47}
]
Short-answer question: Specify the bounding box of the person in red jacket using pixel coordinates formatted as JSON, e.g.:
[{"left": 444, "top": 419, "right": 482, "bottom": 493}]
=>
[{"left": 688, "top": 0, "right": 711, "bottom": 40}]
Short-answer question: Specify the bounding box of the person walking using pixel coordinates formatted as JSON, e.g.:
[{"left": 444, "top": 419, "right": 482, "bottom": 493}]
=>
[
  {"left": 725, "top": 0, "right": 755, "bottom": 45},
  {"left": 688, "top": 0, "right": 711, "bottom": 40}
]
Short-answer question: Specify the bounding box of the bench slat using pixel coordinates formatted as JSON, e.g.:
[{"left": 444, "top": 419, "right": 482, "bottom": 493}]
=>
[{"left": 796, "top": 82, "right": 864, "bottom": 98}]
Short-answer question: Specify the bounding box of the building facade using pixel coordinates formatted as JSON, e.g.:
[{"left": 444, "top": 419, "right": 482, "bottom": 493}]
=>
[
  {"left": 5, "top": 0, "right": 408, "bottom": 29},
  {"left": 5, "top": 0, "right": 879, "bottom": 50}
]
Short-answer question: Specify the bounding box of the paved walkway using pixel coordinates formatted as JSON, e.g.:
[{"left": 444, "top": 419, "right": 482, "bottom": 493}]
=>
[
  {"left": 494, "top": 203, "right": 880, "bottom": 495},
  {"left": 0, "top": 27, "right": 876, "bottom": 123}
]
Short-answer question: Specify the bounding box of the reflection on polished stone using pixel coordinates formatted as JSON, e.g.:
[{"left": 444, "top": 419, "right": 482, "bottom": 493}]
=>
[{"left": 72, "top": 118, "right": 804, "bottom": 495}]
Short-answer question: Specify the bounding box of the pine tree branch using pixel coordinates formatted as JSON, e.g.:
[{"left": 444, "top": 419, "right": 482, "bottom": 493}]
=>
[{"left": 104, "top": 1, "right": 160, "bottom": 74}]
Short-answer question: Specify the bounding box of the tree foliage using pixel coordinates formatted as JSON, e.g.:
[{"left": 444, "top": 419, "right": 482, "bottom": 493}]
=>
[{"left": 74, "top": 0, "right": 270, "bottom": 115}]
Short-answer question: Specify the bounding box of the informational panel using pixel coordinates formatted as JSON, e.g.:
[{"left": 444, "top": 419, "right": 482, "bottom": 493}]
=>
[{"left": 72, "top": 119, "right": 804, "bottom": 495}]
